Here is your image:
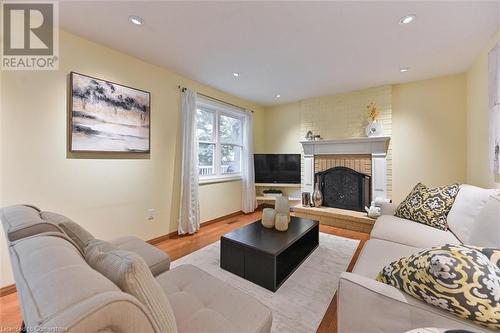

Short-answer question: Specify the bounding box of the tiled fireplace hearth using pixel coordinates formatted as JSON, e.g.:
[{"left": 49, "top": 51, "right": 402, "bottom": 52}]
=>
[{"left": 301, "top": 137, "right": 391, "bottom": 202}]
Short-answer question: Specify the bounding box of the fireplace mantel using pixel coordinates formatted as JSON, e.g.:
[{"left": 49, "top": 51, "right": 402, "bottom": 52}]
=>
[
  {"left": 300, "top": 136, "right": 390, "bottom": 156},
  {"left": 300, "top": 136, "right": 391, "bottom": 201}
]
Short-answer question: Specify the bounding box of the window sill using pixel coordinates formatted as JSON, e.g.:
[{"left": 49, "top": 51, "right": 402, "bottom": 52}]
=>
[{"left": 199, "top": 176, "right": 242, "bottom": 185}]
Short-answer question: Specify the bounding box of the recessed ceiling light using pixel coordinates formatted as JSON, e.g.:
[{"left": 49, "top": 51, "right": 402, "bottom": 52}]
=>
[
  {"left": 129, "top": 15, "right": 144, "bottom": 25},
  {"left": 232, "top": 72, "right": 240, "bottom": 77},
  {"left": 276, "top": 94, "right": 281, "bottom": 98},
  {"left": 399, "top": 14, "right": 416, "bottom": 25},
  {"left": 400, "top": 67, "right": 410, "bottom": 73}
]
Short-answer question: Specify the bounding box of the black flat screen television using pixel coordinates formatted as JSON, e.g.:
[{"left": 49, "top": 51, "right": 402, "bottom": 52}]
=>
[{"left": 254, "top": 154, "right": 301, "bottom": 184}]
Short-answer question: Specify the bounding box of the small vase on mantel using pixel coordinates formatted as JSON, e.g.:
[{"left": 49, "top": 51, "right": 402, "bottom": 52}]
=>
[
  {"left": 365, "top": 120, "right": 383, "bottom": 137},
  {"left": 365, "top": 102, "right": 383, "bottom": 137},
  {"left": 312, "top": 180, "right": 323, "bottom": 208}
]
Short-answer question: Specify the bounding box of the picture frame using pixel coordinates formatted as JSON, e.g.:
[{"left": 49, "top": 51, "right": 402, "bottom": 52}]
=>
[{"left": 69, "top": 72, "right": 151, "bottom": 153}]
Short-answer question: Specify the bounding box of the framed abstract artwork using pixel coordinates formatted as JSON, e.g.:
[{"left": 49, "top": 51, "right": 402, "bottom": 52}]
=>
[{"left": 69, "top": 72, "right": 151, "bottom": 153}]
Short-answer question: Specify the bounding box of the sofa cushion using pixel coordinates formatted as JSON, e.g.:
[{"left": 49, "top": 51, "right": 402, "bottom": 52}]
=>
[
  {"left": 447, "top": 185, "right": 500, "bottom": 244},
  {"left": 371, "top": 215, "right": 460, "bottom": 248},
  {"left": 352, "top": 239, "right": 422, "bottom": 279},
  {"left": 395, "top": 183, "right": 460, "bottom": 231},
  {"left": 41, "top": 211, "right": 95, "bottom": 252},
  {"left": 469, "top": 194, "right": 500, "bottom": 247},
  {"left": 376, "top": 244, "right": 500, "bottom": 330},
  {"left": 85, "top": 240, "right": 178, "bottom": 333},
  {"left": 110, "top": 236, "right": 170, "bottom": 276},
  {"left": 156, "top": 264, "right": 272, "bottom": 333}
]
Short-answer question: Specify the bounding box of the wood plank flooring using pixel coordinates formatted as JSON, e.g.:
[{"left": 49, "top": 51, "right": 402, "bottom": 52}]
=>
[{"left": 0, "top": 209, "right": 368, "bottom": 332}]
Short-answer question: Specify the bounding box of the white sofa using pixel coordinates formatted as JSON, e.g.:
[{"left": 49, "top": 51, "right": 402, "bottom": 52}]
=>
[{"left": 337, "top": 185, "right": 500, "bottom": 333}]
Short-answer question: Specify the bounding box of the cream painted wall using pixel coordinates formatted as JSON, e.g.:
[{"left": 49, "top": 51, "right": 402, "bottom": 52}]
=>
[
  {"left": 257, "top": 102, "right": 301, "bottom": 154},
  {"left": 392, "top": 74, "right": 467, "bottom": 202},
  {"left": 466, "top": 31, "right": 500, "bottom": 189},
  {"left": 199, "top": 180, "right": 242, "bottom": 222},
  {"left": 0, "top": 30, "right": 264, "bottom": 287}
]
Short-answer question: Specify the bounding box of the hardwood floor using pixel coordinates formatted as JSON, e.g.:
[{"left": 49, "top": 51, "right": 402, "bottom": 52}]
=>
[{"left": 0, "top": 209, "right": 369, "bottom": 332}]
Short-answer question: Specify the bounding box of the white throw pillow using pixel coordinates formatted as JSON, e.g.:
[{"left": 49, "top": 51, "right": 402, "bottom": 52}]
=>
[
  {"left": 469, "top": 194, "right": 500, "bottom": 247},
  {"left": 447, "top": 184, "right": 499, "bottom": 244}
]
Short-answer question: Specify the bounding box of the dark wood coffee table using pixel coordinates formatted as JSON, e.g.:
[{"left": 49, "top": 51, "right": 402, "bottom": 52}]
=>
[{"left": 220, "top": 217, "right": 319, "bottom": 292}]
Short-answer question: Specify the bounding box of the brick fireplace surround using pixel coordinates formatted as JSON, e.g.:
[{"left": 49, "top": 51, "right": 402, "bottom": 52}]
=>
[
  {"left": 294, "top": 137, "right": 391, "bottom": 232},
  {"left": 315, "top": 154, "right": 372, "bottom": 176}
]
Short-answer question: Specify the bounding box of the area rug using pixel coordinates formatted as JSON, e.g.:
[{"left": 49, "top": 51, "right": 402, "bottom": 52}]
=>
[{"left": 171, "top": 232, "right": 359, "bottom": 333}]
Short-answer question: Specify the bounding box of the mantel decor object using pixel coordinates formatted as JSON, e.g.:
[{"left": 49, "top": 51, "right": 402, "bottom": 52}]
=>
[
  {"left": 262, "top": 208, "right": 276, "bottom": 228},
  {"left": 365, "top": 102, "right": 383, "bottom": 137},
  {"left": 366, "top": 120, "right": 383, "bottom": 137}
]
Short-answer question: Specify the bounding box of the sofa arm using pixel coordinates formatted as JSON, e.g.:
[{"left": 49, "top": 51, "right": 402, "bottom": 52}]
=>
[
  {"left": 337, "top": 272, "right": 491, "bottom": 333},
  {"left": 110, "top": 236, "right": 170, "bottom": 276},
  {"left": 379, "top": 202, "right": 398, "bottom": 216}
]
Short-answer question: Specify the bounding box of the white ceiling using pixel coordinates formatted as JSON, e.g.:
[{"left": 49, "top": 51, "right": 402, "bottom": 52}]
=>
[{"left": 59, "top": 1, "right": 500, "bottom": 106}]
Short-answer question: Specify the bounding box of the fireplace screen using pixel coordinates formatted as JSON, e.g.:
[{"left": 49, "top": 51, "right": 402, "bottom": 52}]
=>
[{"left": 316, "top": 167, "right": 371, "bottom": 212}]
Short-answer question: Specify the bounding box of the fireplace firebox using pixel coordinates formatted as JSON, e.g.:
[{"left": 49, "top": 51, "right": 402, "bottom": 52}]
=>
[{"left": 316, "top": 167, "right": 371, "bottom": 212}]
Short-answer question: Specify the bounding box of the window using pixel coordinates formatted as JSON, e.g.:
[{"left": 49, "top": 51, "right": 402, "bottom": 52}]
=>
[{"left": 196, "top": 99, "right": 244, "bottom": 182}]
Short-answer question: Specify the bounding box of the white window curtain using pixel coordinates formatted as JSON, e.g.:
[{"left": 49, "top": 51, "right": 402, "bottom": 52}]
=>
[
  {"left": 241, "top": 110, "right": 257, "bottom": 213},
  {"left": 178, "top": 89, "right": 200, "bottom": 234},
  {"left": 488, "top": 43, "right": 500, "bottom": 176}
]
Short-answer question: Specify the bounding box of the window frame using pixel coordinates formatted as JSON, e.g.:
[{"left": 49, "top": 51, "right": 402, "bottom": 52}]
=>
[{"left": 196, "top": 98, "right": 245, "bottom": 184}]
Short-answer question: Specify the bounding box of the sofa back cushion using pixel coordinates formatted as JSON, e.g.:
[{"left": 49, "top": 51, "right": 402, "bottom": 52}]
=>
[
  {"left": 447, "top": 185, "right": 500, "bottom": 245},
  {"left": 41, "top": 211, "right": 95, "bottom": 252},
  {"left": 376, "top": 244, "right": 500, "bottom": 330},
  {"left": 85, "top": 240, "right": 178, "bottom": 333},
  {"left": 468, "top": 194, "right": 500, "bottom": 247},
  {"left": 395, "top": 183, "right": 460, "bottom": 231}
]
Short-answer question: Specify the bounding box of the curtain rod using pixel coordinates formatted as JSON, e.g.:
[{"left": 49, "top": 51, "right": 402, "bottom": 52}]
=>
[{"left": 178, "top": 85, "right": 253, "bottom": 113}]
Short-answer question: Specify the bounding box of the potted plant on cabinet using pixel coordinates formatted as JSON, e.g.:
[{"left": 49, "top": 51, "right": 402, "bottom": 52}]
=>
[{"left": 263, "top": 189, "right": 283, "bottom": 198}]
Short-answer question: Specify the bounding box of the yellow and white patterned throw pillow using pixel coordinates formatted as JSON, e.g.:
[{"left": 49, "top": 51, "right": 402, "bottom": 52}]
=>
[
  {"left": 376, "top": 244, "right": 500, "bottom": 330},
  {"left": 395, "top": 183, "right": 460, "bottom": 230}
]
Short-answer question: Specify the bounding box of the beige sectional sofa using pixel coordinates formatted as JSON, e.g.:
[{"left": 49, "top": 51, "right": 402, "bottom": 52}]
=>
[
  {"left": 338, "top": 186, "right": 500, "bottom": 333},
  {"left": 1, "top": 205, "right": 272, "bottom": 333}
]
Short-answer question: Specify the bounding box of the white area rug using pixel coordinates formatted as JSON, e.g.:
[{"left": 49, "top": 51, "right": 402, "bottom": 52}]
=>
[{"left": 171, "top": 232, "right": 359, "bottom": 333}]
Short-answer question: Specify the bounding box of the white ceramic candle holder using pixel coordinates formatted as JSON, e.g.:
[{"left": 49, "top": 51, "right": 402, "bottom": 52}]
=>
[
  {"left": 275, "top": 213, "right": 289, "bottom": 231},
  {"left": 262, "top": 208, "right": 276, "bottom": 228}
]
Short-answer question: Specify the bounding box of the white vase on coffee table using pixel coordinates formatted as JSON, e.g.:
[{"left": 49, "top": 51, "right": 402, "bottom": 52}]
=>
[
  {"left": 275, "top": 196, "right": 290, "bottom": 221},
  {"left": 261, "top": 208, "right": 276, "bottom": 228},
  {"left": 275, "top": 213, "right": 289, "bottom": 231}
]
